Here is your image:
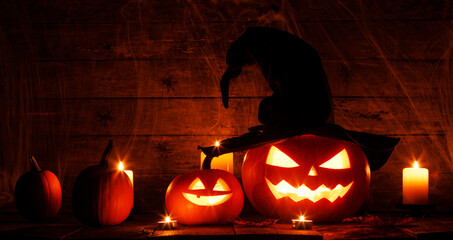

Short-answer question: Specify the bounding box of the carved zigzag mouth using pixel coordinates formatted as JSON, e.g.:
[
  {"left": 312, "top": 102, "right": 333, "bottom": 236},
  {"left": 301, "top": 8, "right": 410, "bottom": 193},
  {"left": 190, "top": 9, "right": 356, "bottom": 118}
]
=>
[
  {"left": 182, "top": 193, "right": 232, "bottom": 206},
  {"left": 265, "top": 178, "right": 353, "bottom": 203}
]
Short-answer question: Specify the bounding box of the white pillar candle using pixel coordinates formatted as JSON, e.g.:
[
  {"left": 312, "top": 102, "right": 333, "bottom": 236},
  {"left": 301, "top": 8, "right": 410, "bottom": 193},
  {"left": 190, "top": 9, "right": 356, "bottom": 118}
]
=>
[
  {"left": 119, "top": 162, "right": 134, "bottom": 187},
  {"left": 403, "top": 161, "right": 429, "bottom": 205},
  {"left": 124, "top": 170, "right": 134, "bottom": 187}
]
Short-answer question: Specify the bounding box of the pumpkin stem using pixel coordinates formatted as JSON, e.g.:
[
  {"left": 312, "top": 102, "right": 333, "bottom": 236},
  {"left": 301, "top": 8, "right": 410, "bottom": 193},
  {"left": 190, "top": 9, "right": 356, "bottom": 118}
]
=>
[
  {"left": 29, "top": 156, "right": 41, "bottom": 172},
  {"left": 100, "top": 139, "right": 113, "bottom": 167}
]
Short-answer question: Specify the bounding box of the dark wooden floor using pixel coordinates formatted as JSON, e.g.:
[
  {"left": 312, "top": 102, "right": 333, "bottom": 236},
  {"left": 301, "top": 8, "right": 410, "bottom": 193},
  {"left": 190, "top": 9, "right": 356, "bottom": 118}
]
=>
[{"left": 0, "top": 212, "right": 452, "bottom": 240}]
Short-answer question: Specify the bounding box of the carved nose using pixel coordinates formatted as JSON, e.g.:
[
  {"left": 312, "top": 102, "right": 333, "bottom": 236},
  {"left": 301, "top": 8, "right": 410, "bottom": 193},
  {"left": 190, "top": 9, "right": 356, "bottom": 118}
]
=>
[{"left": 308, "top": 166, "right": 318, "bottom": 176}]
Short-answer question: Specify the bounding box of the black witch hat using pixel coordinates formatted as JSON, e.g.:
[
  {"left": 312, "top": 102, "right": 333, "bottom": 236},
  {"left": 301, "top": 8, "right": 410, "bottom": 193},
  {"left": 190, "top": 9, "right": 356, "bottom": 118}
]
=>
[{"left": 199, "top": 27, "right": 399, "bottom": 171}]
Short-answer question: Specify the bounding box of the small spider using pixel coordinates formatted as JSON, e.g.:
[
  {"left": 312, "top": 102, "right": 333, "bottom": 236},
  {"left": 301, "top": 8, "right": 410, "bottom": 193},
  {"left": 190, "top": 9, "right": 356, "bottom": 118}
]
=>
[
  {"left": 97, "top": 108, "right": 115, "bottom": 127},
  {"left": 154, "top": 141, "right": 174, "bottom": 160},
  {"left": 160, "top": 74, "right": 177, "bottom": 92},
  {"left": 103, "top": 42, "right": 112, "bottom": 50},
  {"left": 340, "top": 65, "right": 353, "bottom": 80}
]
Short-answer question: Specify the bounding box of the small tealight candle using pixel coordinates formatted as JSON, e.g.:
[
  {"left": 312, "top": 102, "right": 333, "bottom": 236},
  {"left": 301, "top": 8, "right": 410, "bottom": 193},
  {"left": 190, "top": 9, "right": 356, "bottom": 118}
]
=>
[
  {"left": 157, "top": 216, "right": 177, "bottom": 230},
  {"left": 200, "top": 141, "right": 234, "bottom": 174},
  {"left": 403, "top": 161, "right": 429, "bottom": 205},
  {"left": 292, "top": 216, "right": 312, "bottom": 230}
]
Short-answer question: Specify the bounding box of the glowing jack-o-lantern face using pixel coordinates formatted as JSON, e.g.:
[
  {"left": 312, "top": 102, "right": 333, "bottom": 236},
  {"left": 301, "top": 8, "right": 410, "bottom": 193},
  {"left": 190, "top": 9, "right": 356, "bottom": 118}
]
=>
[
  {"left": 182, "top": 177, "right": 232, "bottom": 206},
  {"left": 265, "top": 147, "right": 353, "bottom": 203},
  {"left": 165, "top": 169, "right": 244, "bottom": 225},
  {"left": 242, "top": 135, "right": 370, "bottom": 223}
]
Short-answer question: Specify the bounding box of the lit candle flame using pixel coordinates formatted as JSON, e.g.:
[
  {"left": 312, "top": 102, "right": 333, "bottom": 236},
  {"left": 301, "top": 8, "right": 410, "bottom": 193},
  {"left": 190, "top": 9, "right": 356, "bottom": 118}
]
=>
[
  {"left": 165, "top": 216, "right": 170, "bottom": 222},
  {"left": 299, "top": 216, "right": 305, "bottom": 221},
  {"left": 215, "top": 141, "right": 220, "bottom": 147},
  {"left": 414, "top": 161, "right": 419, "bottom": 168},
  {"left": 118, "top": 161, "right": 124, "bottom": 171}
]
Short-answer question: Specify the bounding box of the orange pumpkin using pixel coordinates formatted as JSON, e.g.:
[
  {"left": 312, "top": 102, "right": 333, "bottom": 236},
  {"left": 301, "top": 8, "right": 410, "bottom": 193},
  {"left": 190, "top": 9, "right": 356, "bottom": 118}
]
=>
[
  {"left": 72, "top": 140, "right": 133, "bottom": 225},
  {"left": 15, "top": 156, "right": 62, "bottom": 220},
  {"left": 165, "top": 169, "right": 244, "bottom": 225},
  {"left": 242, "top": 134, "right": 370, "bottom": 223}
]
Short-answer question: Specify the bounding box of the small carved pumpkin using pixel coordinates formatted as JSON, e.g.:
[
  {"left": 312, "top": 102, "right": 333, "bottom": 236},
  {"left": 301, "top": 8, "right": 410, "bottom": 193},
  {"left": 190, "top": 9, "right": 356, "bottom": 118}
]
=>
[
  {"left": 165, "top": 169, "right": 244, "bottom": 225},
  {"left": 242, "top": 134, "right": 370, "bottom": 223},
  {"left": 72, "top": 140, "right": 133, "bottom": 225},
  {"left": 15, "top": 156, "right": 62, "bottom": 220}
]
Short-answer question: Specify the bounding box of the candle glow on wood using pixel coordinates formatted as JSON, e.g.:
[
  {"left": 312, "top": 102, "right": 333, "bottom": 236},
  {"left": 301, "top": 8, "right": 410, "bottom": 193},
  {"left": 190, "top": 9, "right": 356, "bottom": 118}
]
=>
[
  {"left": 403, "top": 161, "right": 429, "bottom": 205},
  {"left": 200, "top": 141, "right": 233, "bottom": 174}
]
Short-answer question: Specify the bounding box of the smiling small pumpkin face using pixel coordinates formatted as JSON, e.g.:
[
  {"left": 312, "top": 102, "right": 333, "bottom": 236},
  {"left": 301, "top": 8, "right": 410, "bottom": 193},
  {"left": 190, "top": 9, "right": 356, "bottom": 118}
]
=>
[
  {"left": 182, "top": 177, "right": 232, "bottom": 206},
  {"left": 242, "top": 134, "right": 370, "bottom": 223},
  {"left": 165, "top": 169, "right": 243, "bottom": 225}
]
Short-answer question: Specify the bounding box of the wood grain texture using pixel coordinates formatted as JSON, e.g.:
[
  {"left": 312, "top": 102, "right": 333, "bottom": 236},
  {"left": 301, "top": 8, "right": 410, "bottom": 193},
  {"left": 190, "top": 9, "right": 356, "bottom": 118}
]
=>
[
  {"left": 395, "top": 220, "right": 453, "bottom": 240},
  {"left": 23, "top": 135, "right": 450, "bottom": 175},
  {"left": 4, "top": 213, "right": 452, "bottom": 240},
  {"left": 233, "top": 224, "right": 323, "bottom": 240},
  {"left": 1, "top": 0, "right": 451, "bottom": 24},
  {"left": 17, "top": 59, "right": 451, "bottom": 99},
  {"left": 152, "top": 226, "right": 237, "bottom": 239},
  {"left": 22, "top": 98, "right": 445, "bottom": 137},
  {"left": 1, "top": 21, "right": 452, "bottom": 61},
  {"left": 315, "top": 223, "right": 412, "bottom": 240}
]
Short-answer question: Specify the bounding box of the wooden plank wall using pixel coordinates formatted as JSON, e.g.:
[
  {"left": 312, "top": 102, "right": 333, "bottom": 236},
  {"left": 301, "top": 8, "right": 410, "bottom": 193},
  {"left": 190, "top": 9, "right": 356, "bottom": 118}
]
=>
[{"left": 1, "top": 0, "right": 452, "bottom": 214}]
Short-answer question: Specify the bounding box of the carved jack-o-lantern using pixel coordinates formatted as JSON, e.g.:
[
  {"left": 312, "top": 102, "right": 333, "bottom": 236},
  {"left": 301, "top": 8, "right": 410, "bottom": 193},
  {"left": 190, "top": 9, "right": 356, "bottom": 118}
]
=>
[
  {"left": 242, "top": 134, "right": 370, "bottom": 223},
  {"left": 165, "top": 169, "right": 244, "bottom": 225}
]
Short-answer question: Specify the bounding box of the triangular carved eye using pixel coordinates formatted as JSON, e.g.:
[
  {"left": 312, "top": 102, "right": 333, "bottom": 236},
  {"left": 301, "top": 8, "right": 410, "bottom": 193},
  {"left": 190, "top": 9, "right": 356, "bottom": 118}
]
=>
[
  {"left": 319, "top": 149, "right": 350, "bottom": 169},
  {"left": 266, "top": 146, "right": 299, "bottom": 168},
  {"left": 188, "top": 178, "right": 205, "bottom": 190},
  {"left": 213, "top": 178, "right": 231, "bottom": 191}
]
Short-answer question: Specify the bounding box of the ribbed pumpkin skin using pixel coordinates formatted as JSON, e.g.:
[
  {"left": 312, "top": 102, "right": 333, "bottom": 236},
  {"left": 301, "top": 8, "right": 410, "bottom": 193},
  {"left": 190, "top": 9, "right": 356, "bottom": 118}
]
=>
[
  {"left": 15, "top": 169, "right": 62, "bottom": 220},
  {"left": 72, "top": 166, "right": 133, "bottom": 226},
  {"left": 165, "top": 169, "right": 244, "bottom": 225},
  {"left": 242, "top": 134, "right": 370, "bottom": 223}
]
